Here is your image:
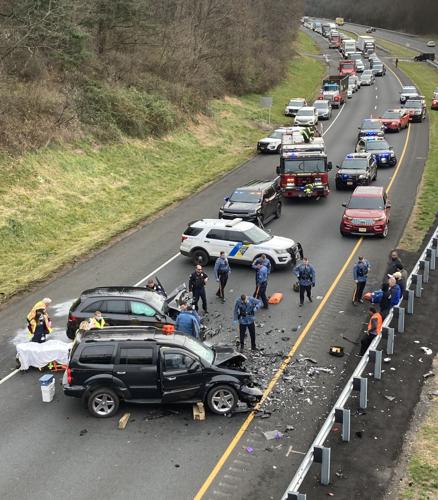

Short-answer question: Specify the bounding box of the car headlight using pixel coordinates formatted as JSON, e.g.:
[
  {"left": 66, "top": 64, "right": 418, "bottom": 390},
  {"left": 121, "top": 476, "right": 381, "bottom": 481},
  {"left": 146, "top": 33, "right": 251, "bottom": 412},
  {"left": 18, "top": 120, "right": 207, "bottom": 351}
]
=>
[
  {"left": 358, "top": 174, "right": 366, "bottom": 179},
  {"left": 274, "top": 249, "right": 287, "bottom": 255},
  {"left": 390, "top": 152, "right": 395, "bottom": 157}
]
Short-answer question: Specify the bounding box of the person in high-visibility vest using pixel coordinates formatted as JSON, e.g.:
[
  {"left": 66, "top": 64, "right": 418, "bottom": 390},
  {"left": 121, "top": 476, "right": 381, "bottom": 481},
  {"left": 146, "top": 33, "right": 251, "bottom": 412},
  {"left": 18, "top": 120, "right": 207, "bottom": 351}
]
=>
[
  {"left": 89, "top": 311, "right": 106, "bottom": 329},
  {"left": 27, "top": 298, "right": 52, "bottom": 337},
  {"left": 360, "top": 307, "right": 383, "bottom": 355}
]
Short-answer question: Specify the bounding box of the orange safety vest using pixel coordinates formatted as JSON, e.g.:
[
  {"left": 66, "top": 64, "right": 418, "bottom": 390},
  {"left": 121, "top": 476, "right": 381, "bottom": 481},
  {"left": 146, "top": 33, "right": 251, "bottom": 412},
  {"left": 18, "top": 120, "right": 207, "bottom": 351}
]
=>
[{"left": 368, "top": 312, "right": 383, "bottom": 335}]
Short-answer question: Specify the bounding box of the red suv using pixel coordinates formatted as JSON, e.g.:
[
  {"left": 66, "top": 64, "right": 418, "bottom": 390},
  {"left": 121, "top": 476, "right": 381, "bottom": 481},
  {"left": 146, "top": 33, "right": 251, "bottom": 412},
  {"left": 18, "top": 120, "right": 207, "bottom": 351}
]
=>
[{"left": 340, "top": 186, "right": 391, "bottom": 238}]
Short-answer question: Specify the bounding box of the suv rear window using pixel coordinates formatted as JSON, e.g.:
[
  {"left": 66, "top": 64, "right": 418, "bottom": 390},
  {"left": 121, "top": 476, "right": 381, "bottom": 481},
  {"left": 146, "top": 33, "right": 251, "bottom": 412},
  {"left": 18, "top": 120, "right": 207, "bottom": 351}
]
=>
[
  {"left": 184, "top": 226, "right": 203, "bottom": 236},
  {"left": 79, "top": 345, "right": 114, "bottom": 364}
]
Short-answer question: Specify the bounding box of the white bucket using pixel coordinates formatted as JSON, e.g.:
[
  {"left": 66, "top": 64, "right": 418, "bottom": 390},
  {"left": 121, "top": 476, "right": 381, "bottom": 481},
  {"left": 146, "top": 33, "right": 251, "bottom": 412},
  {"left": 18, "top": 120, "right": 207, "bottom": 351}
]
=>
[{"left": 41, "top": 380, "right": 55, "bottom": 403}]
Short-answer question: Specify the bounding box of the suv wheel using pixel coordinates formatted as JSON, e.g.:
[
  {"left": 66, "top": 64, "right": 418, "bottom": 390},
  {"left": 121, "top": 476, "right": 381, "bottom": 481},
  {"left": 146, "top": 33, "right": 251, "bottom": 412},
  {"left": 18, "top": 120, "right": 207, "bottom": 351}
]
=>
[
  {"left": 191, "top": 248, "right": 209, "bottom": 266},
  {"left": 88, "top": 387, "right": 119, "bottom": 418},
  {"left": 275, "top": 203, "right": 282, "bottom": 219},
  {"left": 207, "top": 385, "right": 238, "bottom": 415},
  {"left": 379, "top": 224, "right": 389, "bottom": 239}
]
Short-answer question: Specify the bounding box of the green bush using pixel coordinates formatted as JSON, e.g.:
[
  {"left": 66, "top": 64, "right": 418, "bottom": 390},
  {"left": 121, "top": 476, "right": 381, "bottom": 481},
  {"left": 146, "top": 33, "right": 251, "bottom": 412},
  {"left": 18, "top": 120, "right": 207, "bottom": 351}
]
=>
[{"left": 78, "top": 82, "right": 178, "bottom": 139}]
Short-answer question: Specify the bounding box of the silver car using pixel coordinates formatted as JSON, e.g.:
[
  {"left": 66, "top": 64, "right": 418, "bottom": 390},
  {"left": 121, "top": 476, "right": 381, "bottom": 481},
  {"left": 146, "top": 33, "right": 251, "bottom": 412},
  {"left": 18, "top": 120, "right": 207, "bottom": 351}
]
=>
[
  {"left": 360, "top": 70, "right": 375, "bottom": 86},
  {"left": 313, "top": 99, "right": 332, "bottom": 120}
]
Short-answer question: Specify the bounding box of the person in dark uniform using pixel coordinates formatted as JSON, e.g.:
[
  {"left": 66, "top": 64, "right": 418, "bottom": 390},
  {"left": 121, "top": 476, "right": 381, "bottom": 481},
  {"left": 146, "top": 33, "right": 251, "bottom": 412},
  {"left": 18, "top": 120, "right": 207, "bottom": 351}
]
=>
[
  {"left": 214, "top": 251, "right": 231, "bottom": 302},
  {"left": 189, "top": 265, "right": 209, "bottom": 313},
  {"left": 293, "top": 257, "right": 316, "bottom": 306},
  {"left": 253, "top": 263, "right": 269, "bottom": 309}
]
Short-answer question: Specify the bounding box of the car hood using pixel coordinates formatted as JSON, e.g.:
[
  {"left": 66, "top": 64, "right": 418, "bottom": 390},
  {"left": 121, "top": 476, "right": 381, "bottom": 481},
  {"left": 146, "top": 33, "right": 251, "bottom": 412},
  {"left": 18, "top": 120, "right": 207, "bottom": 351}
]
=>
[
  {"left": 316, "top": 108, "right": 329, "bottom": 115},
  {"left": 213, "top": 344, "right": 247, "bottom": 367},
  {"left": 165, "top": 283, "right": 189, "bottom": 310},
  {"left": 222, "top": 201, "right": 257, "bottom": 213},
  {"left": 258, "top": 137, "right": 281, "bottom": 145},
  {"left": 380, "top": 118, "right": 400, "bottom": 124},
  {"left": 345, "top": 208, "right": 384, "bottom": 218},
  {"left": 265, "top": 235, "right": 295, "bottom": 249}
]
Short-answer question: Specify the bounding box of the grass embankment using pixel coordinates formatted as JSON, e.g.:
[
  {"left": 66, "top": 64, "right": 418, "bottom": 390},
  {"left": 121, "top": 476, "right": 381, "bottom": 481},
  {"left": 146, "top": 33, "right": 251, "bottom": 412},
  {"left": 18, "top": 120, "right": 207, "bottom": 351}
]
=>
[
  {"left": 375, "top": 37, "right": 418, "bottom": 58},
  {"left": 340, "top": 29, "right": 358, "bottom": 41},
  {"left": 400, "top": 358, "right": 438, "bottom": 499},
  {"left": 397, "top": 62, "right": 438, "bottom": 251},
  {"left": 0, "top": 31, "right": 325, "bottom": 301}
]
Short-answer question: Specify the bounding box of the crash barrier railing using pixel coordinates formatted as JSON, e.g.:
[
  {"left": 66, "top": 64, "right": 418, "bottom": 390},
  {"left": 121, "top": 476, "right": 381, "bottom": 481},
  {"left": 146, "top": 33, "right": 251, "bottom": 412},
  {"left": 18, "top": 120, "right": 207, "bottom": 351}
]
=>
[{"left": 282, "top": 224, "right": 438, "bottom": 499}]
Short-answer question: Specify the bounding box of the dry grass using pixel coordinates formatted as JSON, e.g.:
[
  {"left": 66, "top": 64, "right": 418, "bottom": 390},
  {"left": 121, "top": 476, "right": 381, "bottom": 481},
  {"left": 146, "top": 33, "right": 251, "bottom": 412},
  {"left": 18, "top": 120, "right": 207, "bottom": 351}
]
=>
[{"left": 400, "top": 358, "right": 438, "bottom": 499}]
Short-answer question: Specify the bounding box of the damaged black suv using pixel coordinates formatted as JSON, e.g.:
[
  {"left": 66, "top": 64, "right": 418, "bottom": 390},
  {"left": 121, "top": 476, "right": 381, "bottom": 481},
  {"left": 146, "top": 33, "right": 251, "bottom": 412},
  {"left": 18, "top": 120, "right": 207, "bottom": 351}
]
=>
[{"left": 63, "top": 326, "right": 262, "bottom": 417}]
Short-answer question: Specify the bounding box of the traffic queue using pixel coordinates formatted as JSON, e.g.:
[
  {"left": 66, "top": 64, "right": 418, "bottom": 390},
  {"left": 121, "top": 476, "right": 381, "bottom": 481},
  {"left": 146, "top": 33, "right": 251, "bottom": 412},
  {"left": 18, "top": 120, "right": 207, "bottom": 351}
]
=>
[{"left": 14, "top": 18, "right": 428, "bottom": 420}]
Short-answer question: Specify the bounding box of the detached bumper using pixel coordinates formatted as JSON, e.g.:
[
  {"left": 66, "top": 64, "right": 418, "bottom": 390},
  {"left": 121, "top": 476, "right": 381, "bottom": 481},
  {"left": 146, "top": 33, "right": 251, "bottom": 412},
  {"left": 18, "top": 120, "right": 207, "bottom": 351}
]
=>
[
  {"left": 239, "top": 385, "right": 263, "bottom": 404},
  {"left": 63, "top": 384, "right": 86, "bottom": 399}
]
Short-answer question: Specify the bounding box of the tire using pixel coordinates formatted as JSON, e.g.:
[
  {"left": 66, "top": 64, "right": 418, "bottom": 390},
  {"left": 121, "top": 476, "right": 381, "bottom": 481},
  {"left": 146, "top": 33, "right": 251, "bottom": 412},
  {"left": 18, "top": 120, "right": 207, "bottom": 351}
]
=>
[
  {"left": 206, "top": 385, "right": 238, "bottom": 415},
  {"left": 335, "top": 182, "right": 343, "bottom": 190},
  {"left": 191, "top": 248, "right": 209, "bottom": 266},
  {"left": 88, "top": 387, "right": 119, "bottom": 418},
  {"left": 340, "top": 229, "right": 347, "bottom": 237},
  {"left": 275, "top": 203, "right": 282, "bottom": 219},
  {"left": 276, "top": 144, "right": 281, "bottom": 154},
  {"left": 379, "top": 225, "right": 389, "bottom": 239},
  {"left": 373, "top": 170, "right": 377, "bottom": 181},
  {"left": 397, "top": 126, "right": 401, "bottom": 133}
]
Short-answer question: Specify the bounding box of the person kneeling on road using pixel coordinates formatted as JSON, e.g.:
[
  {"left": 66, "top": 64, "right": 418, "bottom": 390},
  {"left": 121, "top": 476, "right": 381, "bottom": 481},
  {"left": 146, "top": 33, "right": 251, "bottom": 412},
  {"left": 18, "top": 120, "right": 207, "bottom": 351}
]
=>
[
  {"left": 30, "top": 309, "right": 52, "bottom": 343},
  {"left": 233, "top": 294, "right": 262, "bottom": 352},
  {"left": 294, "top": 257, "right": 316, "bottom": 306},
  {"left": 360, "top": 307, "right": 383, "bottom": 355},
  {"left": 176, "top": 302, "right": 200, "bottom": 339}
]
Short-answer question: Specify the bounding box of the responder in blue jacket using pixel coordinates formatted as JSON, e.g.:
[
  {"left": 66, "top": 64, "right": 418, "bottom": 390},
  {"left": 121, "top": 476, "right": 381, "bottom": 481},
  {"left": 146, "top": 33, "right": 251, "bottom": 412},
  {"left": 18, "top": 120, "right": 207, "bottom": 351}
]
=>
[
  {"left": 293, "top": 257, "right": 316, "bottom": 306},
  {"left": 252, "top": 254, "right": 271, "bottom": 275},
  {"left": 175, "top": 302, "right": 200, "bottom": 339},
  {"left": 253, "top": 262, "right": 269, "bottom": 309},
  {"left": 353, "top": 256, "right": 370, "bottom": 305},
  {"left": 233, "top": 294, "right": 262, "bottom": 351},
  {"left": 388, "top": 276, "right": 402, "bottom": 307},
  {"left": 214, "top": 251, "right": 231, "bottom": 302}
]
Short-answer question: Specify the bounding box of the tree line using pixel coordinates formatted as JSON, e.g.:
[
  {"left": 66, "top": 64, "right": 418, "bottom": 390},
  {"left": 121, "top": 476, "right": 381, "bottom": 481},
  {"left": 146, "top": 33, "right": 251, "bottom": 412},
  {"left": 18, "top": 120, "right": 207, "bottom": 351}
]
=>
[
  {"left": 305, "top": 0, "right": 436, "bottom": 35},
  {"left": 0, "top": 0, "right": 303, "bottom": 152}
]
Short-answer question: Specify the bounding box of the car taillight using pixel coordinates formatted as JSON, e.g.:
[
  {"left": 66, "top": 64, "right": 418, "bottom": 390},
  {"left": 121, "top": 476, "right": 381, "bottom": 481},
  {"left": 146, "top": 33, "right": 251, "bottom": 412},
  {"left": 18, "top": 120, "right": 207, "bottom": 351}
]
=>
[
  {"left": 181, "top": 235, "right": 188, "bottom": 242},
  {"left": 334, "top": 95, "right": 340, "bottom": 100},
  {"left": 68, "top": 313, "right": 77, "bottom": 322},
  {"left": 67, "top": 368, "right": 72, "bottom": 384}
]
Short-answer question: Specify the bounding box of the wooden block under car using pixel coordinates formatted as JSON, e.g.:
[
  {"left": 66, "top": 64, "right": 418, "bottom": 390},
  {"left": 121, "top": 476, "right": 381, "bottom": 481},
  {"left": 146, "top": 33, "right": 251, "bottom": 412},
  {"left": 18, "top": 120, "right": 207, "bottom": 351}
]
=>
[
  {"left": 193, "top": 402, "right": 205, "bottom": 421},
  {"left": 118, "top": 412, "right": 131, "bottom": 429}
]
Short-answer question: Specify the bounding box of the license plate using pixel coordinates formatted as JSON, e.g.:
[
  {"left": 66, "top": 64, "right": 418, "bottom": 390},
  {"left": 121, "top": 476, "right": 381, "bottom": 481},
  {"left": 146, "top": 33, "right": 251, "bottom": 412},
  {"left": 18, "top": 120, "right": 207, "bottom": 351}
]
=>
[
  {"left": 358, "top": 228, "right": 366, "bottom": 233},
  {"left": 347, "top": 181, "right": 353, "bottom": 185}
]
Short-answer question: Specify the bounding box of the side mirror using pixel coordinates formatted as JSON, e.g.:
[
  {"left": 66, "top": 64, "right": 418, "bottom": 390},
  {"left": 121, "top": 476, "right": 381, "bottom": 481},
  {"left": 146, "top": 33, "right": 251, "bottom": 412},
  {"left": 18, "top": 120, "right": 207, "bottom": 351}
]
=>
[
  {"left": 276, "top": 166, "right": 280, "bottom": 175},
  {"left": 336, "top": 165, "right": 340, "bottom": 169},
  {"left": 389, "top": 146, "right": 393, "bottom": 150},
  {"left": 224, "top": 196, "right": 230, "bottom": 202},
  {"left": 189, "top": 361, "right": 201, "bottom": 372},
  {"left": 327, "top": 161, "right": 333, "bottom": 170},
  {"left": 342, "top": 202, "right": 347, "bottom": 208},
  {"left": 386, "top": 202, "right": 392, "bottom": 208}
]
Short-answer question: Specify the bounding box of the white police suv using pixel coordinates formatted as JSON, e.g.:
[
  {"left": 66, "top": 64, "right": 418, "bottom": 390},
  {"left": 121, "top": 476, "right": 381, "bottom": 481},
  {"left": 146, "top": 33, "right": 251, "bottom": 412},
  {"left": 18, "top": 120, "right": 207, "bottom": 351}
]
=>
[{"left": 180, "top": 218, "right": 303, "bottom": 269}]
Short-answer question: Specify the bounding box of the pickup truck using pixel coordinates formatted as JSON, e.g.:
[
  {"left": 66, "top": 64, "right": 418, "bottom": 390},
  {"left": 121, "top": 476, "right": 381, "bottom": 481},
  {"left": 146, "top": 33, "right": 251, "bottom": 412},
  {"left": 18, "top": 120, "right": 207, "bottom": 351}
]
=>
[{"left": 319, "top": 75, "right": 349, "bottom": 108}]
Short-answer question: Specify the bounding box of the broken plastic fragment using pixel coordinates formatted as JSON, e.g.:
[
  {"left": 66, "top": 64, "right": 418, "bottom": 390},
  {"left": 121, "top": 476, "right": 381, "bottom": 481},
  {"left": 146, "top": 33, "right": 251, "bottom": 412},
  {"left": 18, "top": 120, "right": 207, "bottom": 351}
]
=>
[{"left": 421, "top": 347, "right": 432, "bottom": 355}]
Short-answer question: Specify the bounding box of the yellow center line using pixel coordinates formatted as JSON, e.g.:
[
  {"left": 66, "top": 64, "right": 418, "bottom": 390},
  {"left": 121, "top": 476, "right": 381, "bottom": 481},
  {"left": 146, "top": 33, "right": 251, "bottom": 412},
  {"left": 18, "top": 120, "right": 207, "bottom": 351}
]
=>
[{"left": 194, "top": 66, "right": 413, "bottom": 500}]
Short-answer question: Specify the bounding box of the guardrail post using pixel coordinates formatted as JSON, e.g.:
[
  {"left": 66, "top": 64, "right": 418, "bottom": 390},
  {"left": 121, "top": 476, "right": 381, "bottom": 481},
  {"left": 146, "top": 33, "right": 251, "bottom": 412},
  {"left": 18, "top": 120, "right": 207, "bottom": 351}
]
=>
[
  {"left": 412, "top": 273, "right": 422, "bottom": 298},
  {"left": 369, "top": 350, "right": 382, "bottom": 380},
  {"left": 426, "top": 248, "right": 436, "bottom": 271},
  {"left": 420, "top": 259, "right": 430, "bottom": 284},
  {"left": 287, "top": 493, "right": 306, "bottom": 500},
  {"left": 393, "top": 306, "right": 405, "bottom": 333},
  {"left": 335, "top": 408, "right": 351, "bottom": 442},
  {"left": 406, "top": 289, "right": 414, "bottom": 315},
  {"left": 353, "top": 377, "right": 367, "bottom": 409},
  {"left": 314, "top": 446, "right": 331, "bottom": 485},
  {"left": 382, "top": 326, "right": 395, "bottom": 355}
]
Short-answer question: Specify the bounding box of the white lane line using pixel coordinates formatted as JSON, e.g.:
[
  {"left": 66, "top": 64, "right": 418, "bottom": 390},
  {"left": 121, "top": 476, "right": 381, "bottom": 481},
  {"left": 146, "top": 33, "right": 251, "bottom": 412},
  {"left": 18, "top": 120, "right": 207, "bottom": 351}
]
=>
[
  {"left": 0, "top": 369, "right": 20, "bottom": 385},
  {"left": 134, "top": 252, "right": 181, "bottom": 286},
  {"left": 374, "top": 105, "right": 378, "bottom": 109},
  {"left": 322, "top": 102, "right": 346, "bottom": 137},
  {"left": 376, "top": 95, "right": 378, "bottom": 99}
]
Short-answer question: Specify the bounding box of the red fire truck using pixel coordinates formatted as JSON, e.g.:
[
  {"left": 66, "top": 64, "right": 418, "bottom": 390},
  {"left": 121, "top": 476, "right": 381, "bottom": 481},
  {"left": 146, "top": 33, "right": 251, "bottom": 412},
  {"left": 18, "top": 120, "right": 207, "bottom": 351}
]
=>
[{"left": 276, "top": 151, "right": 332, "bottom": 199}]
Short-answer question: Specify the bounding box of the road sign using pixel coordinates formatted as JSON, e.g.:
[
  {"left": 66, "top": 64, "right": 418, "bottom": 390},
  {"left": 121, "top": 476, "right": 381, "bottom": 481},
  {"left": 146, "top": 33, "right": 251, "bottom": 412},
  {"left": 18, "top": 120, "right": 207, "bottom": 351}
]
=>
[{"left": 260, "top": 96, "right": 273, "bottom": 108}]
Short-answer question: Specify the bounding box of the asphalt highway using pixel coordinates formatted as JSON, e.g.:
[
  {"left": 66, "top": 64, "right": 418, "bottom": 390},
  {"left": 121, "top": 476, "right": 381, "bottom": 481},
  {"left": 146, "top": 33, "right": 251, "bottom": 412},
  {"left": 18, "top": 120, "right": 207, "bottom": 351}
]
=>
[
  {"left": 0, "top": 30, "right": 430, "bottom": 500},
  {"left": 344, "top": 22, "right": 438, "bottom": 59}
]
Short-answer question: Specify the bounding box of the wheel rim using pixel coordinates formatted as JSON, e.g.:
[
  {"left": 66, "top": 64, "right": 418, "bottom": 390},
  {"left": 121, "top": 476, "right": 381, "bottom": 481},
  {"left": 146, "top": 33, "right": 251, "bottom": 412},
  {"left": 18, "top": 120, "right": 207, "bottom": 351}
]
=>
[
  {"left": 211, "top": 389, "right": 235, "bottom": 413},
  {"left": 194, "top": 252, "right": 207, "bottom": 265},
  {"left": 92, "top": 394, "right": 116, "bottom": 416}
]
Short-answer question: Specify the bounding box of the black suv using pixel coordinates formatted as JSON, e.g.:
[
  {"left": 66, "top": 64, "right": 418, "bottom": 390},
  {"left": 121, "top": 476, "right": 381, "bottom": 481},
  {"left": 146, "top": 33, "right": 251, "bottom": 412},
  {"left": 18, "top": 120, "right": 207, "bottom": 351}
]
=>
[
  {"left": 357, "top": 118, "right": 385, "bottom": 141},
  {"left": 335, "top": 153, "right": 378, "bottom": 189},
  {"left": 219, "top": 178, "right": 281, "bottom": 226},
  {"left": 66, "top": 285, "right": 187, "bottom": 339},
  {"left": 63, "top": 326, "right": 263, "bottom": 417}
]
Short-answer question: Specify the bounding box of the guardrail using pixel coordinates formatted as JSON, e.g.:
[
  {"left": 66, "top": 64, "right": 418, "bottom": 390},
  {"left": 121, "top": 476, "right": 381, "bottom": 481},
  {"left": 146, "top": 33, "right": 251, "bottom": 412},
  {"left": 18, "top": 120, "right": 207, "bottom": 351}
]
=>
[{"left": 282, "top": 223, "right": 438, "bottom": 499}]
